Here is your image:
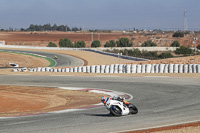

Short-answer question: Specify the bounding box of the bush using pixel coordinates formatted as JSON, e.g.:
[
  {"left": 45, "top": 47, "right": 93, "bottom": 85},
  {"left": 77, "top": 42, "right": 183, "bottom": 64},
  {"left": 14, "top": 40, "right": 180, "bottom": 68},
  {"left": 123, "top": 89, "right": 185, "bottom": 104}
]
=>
[
  {"left": 172, "top": 31, "right": 184, "bottom": 37},
  {"left": 141, "top": 51, "right": 158, "bottom": 58},
  {"left": 59, "top": 38, "right": 73, "bottom": 47},
  {"left": 175, "top": 46, "right": 193, "bottom": 55},
  {"left": 104, "top": 40, "right": 116, "bottom": 47},
  {"left": 197, "top": 44, "right": 200, "bottom": 50},
  {"left": 74, "top": 41, "right": 86, "bottom": 48},
  {"left": 141, "top": 40, "right": 157, "bottom": 47},
  {"left": 47, "top": 42, "right": 57, "bottom": 47},
  {"left": 129, "top": 49, "right": 141, "bottom": 57},
  {"left": 171, "top": 40, "right": 180, "bottom": 47},
  {"left": 116, "top": 38, "right": 133, "bottom": 47},
  {"left": 91, "top": 40, "right": 101, "bottom": 47},
  {"left": 158, "top": 53, "right": 173, "bottom": 59}
]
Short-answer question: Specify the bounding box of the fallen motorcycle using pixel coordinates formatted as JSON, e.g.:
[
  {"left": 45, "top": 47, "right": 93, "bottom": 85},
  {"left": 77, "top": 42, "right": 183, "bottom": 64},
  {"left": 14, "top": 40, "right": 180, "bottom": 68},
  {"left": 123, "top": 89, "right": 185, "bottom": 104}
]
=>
[{"left": 102, "top": 96, "right": 138, "bottom": 116}]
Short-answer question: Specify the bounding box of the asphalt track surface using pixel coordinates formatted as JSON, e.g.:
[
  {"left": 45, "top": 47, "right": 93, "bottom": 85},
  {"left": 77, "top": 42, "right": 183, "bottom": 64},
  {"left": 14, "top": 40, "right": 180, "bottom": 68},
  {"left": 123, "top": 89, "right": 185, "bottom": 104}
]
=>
[
  {"left": 0, "top": 75, "right": 200, "bottom": 133},
  {"left": 0, "top": 49, "right": 84, "bottom": 67}
]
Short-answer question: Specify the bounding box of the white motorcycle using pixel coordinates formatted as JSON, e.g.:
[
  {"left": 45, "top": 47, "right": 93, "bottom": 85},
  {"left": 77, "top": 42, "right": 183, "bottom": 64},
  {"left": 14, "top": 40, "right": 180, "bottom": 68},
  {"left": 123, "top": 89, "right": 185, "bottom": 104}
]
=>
[{"left": 104, "top": 97, "right": 138, "bottom": 116}]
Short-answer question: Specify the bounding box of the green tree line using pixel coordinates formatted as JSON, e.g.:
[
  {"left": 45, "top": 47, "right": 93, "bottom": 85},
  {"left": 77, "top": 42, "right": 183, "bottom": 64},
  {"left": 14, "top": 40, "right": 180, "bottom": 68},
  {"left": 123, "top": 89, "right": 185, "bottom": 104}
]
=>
[{"left": 22, "top": 24, "right": 82, "bottom": 32}]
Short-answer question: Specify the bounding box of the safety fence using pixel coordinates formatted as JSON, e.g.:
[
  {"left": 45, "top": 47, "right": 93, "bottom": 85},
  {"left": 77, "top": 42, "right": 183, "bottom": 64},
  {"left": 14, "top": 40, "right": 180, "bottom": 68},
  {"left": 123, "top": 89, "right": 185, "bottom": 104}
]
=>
[{"left": 13, "top": 64, "right": 200, "bottom": 73}]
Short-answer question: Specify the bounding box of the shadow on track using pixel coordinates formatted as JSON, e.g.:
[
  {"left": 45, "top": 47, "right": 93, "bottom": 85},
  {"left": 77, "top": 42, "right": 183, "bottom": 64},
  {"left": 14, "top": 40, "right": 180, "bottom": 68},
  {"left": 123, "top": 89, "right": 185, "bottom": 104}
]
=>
[{"left": 86, "top": 113, "right": 113, "bottom": 117}]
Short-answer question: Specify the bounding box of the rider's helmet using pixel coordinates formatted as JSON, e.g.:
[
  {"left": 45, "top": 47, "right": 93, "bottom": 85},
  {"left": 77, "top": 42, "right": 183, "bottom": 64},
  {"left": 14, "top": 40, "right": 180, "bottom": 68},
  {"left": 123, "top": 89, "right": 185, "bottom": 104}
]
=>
[{"left": 101, "top": 96, "right": 107, "bottom": 104}]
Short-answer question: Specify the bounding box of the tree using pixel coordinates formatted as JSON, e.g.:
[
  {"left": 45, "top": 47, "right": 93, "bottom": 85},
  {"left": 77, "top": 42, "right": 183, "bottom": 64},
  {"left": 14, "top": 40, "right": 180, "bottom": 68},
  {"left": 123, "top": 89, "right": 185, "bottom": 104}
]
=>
[
  {"left": 197, "top": 44, "right": 200, "bottom": 50},
  {"left": 72, "top": 27, "right": 79, "bottom": 31},
  {"left": 172, "top": 31, "right": 184, "bottom": 37},
  {"left": 175, "top": 46, "right": 193, "bottom": 55},
  {"left": 59, "top": 38, "right": 73, "bottom": 47},
  {"left": 158, "top": 53, "right": 173, "bottom": 59},
  {"left": 141, "top": 51, "right": 158, "bottom": 58},
  {"left": 171, "top": 40, "right": 180, "bottom": 47},
  {"left": 127, "top": 48, "right": 141, "bottom": 57},
  {"left": 52, "top": 24, "right": 58, "bottom": 31},
  {"left": 141, "top": 40, "right": 157, "bottom": 47},
  {"left": 104, "top": 40, "right": 116, "bottom": 47},
  {"left": 58, "top": 39, "right": 65, "bottom": 47},
  {"left": 47, "top": 42, "right": 57, "bottom": 47},
  {"left": 116, "top": 38, "right": 133, "bottom": 47},
  {"left": 91, "top": 40, "right": 101, "bottom": 47},
  {"left": 74, "top": 41, "right": 86, "bottom": 48}
]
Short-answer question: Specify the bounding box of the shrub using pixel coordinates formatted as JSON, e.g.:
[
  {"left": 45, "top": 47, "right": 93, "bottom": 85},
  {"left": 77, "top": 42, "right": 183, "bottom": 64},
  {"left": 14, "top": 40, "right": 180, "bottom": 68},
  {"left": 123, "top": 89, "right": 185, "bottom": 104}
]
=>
[
  {"left": 171, "top": 40, "right": 180, "bottom": 47},
  {"left": 172, "top": 31, "right": 184, "bottom": 37},
  {"left": 104, "top": 40, "right": 116, "bottom": 47},
  {"left": 141, "top": 40, "right": 157, "bottom": 47},
  {"left": 197, "top": 44, "right": 200, "bottom": 50},
  {"left": 47, "top": 42, "right": 57, "bottom": 47},
  {"left": 126, "top": 49, "right": 141, "bottom": 57},
  {"left": 116, "top": 38, "right": 133, "bottom": 47},
  {"left": 158, "top": 53, "right": 173, "bottom": 59},
  {"left": 141, "top": 51, "right": 158, "bottom": 58},
  {"left": 59, "top": 38, "right": 73, "bottom": 47},
  {"left": 91, "top": 40, "right": 101, "bottom": 47},
  {"left": 175, "top": 46, "right": 193, "bottom": 55},
  {"left": 74, "top": 41, "right": 86, "bottom": 48}
]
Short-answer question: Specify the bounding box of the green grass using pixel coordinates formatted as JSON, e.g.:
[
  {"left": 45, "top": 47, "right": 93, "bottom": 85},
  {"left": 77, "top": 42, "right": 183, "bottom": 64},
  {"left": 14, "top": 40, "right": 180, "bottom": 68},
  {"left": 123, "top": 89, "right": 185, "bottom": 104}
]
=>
[{"left": 0, "top": 51, "right": 56, "bottom": 67}]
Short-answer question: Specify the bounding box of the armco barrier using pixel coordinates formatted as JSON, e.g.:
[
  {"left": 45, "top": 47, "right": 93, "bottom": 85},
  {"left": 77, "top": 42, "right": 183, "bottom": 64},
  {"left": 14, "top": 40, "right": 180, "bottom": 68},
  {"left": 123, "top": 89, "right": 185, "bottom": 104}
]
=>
[{"left": 14, "top": 64, "right": 200, "bottom": 73}]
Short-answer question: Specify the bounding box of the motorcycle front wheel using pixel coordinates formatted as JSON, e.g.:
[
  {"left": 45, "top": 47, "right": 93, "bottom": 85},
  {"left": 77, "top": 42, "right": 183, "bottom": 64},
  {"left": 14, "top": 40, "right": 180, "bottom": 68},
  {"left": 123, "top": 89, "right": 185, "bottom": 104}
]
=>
[
  {"left": 110, "top": 105, "right": 122, "bottom": 116},
  {"left": 129, "top": 104, "right": 138, "bottom": 114}
]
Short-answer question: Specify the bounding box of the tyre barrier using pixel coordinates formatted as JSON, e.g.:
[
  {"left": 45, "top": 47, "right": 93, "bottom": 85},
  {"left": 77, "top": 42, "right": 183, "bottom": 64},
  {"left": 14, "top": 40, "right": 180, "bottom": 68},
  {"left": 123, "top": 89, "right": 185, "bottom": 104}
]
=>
[{"left": 13, "top": 64, "right": 200, "bottom": 73}]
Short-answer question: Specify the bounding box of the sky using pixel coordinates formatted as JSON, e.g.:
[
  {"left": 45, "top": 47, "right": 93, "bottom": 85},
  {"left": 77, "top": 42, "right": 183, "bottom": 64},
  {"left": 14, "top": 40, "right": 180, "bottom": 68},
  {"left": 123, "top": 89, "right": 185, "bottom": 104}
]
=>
[{"left": 0, "top": 0, "right": 200, "bottom": 30}]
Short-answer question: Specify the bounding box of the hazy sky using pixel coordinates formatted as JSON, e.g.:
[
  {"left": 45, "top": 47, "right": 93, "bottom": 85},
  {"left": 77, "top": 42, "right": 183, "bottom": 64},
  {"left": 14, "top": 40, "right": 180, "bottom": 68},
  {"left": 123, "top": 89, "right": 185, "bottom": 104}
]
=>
[{"left": 0, "top": 0, "right": 199, "bottom": 30}]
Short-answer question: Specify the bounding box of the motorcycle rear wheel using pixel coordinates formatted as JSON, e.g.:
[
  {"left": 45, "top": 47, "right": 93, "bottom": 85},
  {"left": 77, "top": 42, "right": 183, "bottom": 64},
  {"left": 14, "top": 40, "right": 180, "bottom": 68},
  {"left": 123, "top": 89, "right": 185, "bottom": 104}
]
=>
[{"left": 110, "top": 105, "right": 122, "bottom": 116}]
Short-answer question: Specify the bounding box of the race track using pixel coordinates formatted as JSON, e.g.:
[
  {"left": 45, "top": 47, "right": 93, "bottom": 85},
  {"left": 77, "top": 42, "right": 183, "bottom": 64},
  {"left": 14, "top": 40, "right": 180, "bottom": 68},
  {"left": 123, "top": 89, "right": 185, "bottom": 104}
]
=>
[
  {"left": 0, "top": 49, "right": 84, "bottom": 67},
  {"left": 0, "top": 75, "right": 200, "bottom": 133}
]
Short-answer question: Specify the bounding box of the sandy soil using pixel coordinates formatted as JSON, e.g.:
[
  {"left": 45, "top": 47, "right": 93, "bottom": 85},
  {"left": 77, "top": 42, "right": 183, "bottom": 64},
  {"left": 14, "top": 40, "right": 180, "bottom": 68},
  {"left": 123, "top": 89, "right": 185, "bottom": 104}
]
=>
[
  {"left": 0, "top": 85, "right": 105, "bottom": 117},
  {"left": 0, "top": 52, "right": 50, "bottom": 67}
]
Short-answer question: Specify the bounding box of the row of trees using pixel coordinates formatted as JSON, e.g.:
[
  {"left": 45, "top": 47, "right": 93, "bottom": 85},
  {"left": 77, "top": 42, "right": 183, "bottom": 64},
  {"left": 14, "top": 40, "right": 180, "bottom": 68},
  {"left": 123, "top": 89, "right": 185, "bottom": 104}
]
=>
[
  {"left": 105, "top": 48, "right": 173, "bottom": 59},
  {"left": 47, "top": 38, "right": 135, "bottom": 48},
  {"left": 47, "top": 37, "right": 198, "bottom": 57},
  {"left": 23, "top": 24, "right": 81, "bottom": 32},
  {"left": 104, "top": 38, "right": 133, "bottom": 47},
  {"left": 47, "top": 39, "right": 86, "bottom": 48}
]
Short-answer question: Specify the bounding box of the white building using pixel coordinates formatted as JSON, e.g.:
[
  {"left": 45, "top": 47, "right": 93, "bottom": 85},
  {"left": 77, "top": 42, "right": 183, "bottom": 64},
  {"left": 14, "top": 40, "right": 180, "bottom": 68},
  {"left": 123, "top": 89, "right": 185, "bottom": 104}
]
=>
[{"left": 0, "top": 40, "right": 5, "bottom": 45}]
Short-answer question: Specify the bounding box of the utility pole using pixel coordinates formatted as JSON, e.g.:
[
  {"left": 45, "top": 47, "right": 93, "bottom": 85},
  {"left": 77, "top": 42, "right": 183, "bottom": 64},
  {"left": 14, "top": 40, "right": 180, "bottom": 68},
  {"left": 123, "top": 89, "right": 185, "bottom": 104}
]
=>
[
  {"left": 193, "top": 37, "right": 198, "bottom": 55},
  {"left": 91, "top": 32, "right": 93, "bottom": 43},
  {"left": 184, "top": 9, "right": 188, "bottom": 31},
  {"left": 121, "top": 24, "right": 123, "bottom": 32}
]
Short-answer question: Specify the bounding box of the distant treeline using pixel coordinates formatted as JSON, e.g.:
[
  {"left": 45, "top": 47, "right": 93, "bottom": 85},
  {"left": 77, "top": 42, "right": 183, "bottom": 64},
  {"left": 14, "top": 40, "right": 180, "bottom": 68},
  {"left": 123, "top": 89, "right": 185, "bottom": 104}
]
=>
[{"left": 19, "top": 24, "right": 82, "bottom": 32}]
